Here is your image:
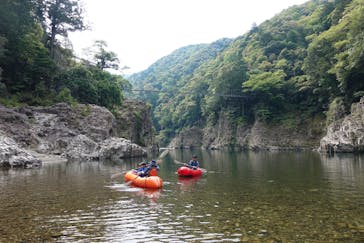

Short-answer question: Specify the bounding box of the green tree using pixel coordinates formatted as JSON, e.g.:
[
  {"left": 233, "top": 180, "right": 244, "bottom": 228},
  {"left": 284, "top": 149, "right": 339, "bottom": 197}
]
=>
[
  {"left": 44, "top": 0, "right": 86, "bottom": 58},
  {"left": 57, "top": 65, "right": 98, "bottom": 104},
  {"left": 203, "top": 48, "right": 247, "bottom": 121},
  {"left": 0, "top": 36, "right": 6, "bottom": 81},
  {"left": 243, "top": 70, "right": 287, "bottom": 117},
  {"left": 0, "top": 0, "right": 56, "bottom": 102},
  {"left": 329, "top": 0, "right": 364, "bottom": 102},
  {"left": 91, "top": 40, "right": 120, "bottom": 70}
]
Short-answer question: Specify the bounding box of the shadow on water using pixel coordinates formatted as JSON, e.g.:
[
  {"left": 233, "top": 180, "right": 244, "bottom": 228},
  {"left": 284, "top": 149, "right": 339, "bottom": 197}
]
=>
[{"left": 0, "top": 150, "right": 363, "bottom": 241}]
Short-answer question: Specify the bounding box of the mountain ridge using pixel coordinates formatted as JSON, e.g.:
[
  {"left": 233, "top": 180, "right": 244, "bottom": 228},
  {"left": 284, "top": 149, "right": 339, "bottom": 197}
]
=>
[{"left": 128, "top": 0, "right": 364, "bottom": 152}]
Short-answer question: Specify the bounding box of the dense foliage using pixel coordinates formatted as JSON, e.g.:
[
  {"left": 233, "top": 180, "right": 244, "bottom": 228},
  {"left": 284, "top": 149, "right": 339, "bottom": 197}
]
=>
[
  {"left": 0, "top": 0, "right": 129, "bottom": 110},
  {"left": 129, "top": 39, "right": 233, "bottom": 143},
  {"left": 129, "top": 0, "right": 364, "bottom": 145}
]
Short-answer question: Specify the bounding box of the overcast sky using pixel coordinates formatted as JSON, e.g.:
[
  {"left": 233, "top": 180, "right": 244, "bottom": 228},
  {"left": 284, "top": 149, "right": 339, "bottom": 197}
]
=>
[{"left": 69, "top": 0, "right": 308, "bottom": 74}]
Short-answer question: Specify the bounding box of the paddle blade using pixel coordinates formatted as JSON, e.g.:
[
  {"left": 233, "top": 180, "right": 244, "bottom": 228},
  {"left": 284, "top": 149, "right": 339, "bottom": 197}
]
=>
[
  {"left": 200, "top": 168, "right": 207, "bottom": 174},
  {"left": 174, "top": 160, "right": 183, "bottom": 165},
  {"left": 111, "top": 172, "right": 124, "bottom": 180},
  {"left": 159, "top": 149, "right": 169, "bottom": 158}
]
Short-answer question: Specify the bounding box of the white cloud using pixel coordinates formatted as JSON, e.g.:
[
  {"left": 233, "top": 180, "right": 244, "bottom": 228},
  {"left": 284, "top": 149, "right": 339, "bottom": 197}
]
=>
[{"left": 69, "top": 0, "right": 308, "bottom": 74}]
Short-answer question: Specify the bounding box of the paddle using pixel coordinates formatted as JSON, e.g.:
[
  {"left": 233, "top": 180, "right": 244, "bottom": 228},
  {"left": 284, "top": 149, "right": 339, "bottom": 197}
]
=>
[
  {"left": 174, "top": 160, "right": 187, "bottom": 166},
  {"left": 156, "top": 149, "right": 169, "bottom": 163},
  {"left": 110, "top": 171, "right": 126, "bottom": 180},
  {"left": 110, "top": 149, "right": 169, "bottom": 180}
]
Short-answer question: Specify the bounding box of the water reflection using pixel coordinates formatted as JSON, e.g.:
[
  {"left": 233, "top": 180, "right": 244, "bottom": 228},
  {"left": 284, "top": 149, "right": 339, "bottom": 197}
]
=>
[
  {"left": 108, "top": 183, "right": 162, "bottom": 203},
  {"left": 0, "top": 151, "right": 363, "bottom": 241},
  {"left": 178, "top": 176, "right": 202, "bottom": 191}
]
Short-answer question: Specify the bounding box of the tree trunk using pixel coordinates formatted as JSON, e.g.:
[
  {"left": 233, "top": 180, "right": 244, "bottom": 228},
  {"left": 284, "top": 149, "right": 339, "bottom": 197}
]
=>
[{"left": 50, "top": 24, "right": 56, "bottom": 59}]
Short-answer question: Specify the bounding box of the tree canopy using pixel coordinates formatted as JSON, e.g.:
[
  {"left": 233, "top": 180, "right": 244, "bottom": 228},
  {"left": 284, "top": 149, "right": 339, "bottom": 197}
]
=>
[{"left": 0, "top": 0, "right": 129, "bottom": 110}]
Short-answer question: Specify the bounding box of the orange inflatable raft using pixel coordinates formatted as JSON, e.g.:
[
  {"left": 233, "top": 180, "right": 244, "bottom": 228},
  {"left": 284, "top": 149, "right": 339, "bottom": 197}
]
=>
[
  {"left": 177, "top": 166, "right": 203, "bottom": 177},
  {"left": 124, "top": 170, "right": 163, "bottom": 189}
]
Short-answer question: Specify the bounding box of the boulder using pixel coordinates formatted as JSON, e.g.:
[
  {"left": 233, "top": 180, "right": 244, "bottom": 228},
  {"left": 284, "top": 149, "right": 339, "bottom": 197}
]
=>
[
  {"left": 0, "top": 134, "right": 41, "bottom": 168},
  {"left": 0, "top": 102, "right": 153, "bottom": 166},
  {"left": 320, "top": 97, "right": 364, "bottom": 153},
  {"left": 63, "top": 134, "right": 100, "bottom": 160},
  {"left": 99, "top": 137, "right": 147, "bottom": 160}
]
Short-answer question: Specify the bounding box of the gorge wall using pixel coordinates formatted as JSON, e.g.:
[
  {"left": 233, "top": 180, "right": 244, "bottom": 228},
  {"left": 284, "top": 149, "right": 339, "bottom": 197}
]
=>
[
  {"left": 0, "top": 100, "right": 154, "bottom": 167},
  {"left": 169, "top": 98, "right": 364, "bottom": 153},
  {"left": 319, "top": 97, "right": 364, "bottom": 153}
]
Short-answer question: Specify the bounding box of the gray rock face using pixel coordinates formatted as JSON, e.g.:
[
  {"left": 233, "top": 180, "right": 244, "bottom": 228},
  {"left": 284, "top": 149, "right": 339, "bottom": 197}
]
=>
[
  {"left": 320, "top": 98, "right": 364, "bottom": 153},
  {"left": 170, "top": 111, "right": 324, "bottom": 151},
  {"left": 99, "top": 137, "right": 147, "bottom": 160},
  {"left": 0, "top": 102, "right": 148, "bottom": 166},
  {"left": 247, "top": 120, "right": 322, "bottom": 151},
  {"left": 0, "top": 134, "right": 41, "bottom": 168},
  {"left": 114, "top": 100, "right": 155, "bottom": 147},
  {"left": 30, "top": 103, "right": 116, "bottom": 154},
  {"left": 169, "top": 127, "right": 203, "bottom": 149},
  {"left": 63, "top": 134, "right": 100, "bottom": 160}
]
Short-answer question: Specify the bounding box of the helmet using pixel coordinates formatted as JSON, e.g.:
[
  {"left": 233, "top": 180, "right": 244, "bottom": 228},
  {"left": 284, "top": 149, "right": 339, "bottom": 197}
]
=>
[
  {"left": 150, "top": 160, "right": 157, "bottom": 165},
  {"left": 139, "top": 161, "right": 147, "bottom": 166},
  {"left": 192, "top": 155, "right": 197, "bottom": 158}
]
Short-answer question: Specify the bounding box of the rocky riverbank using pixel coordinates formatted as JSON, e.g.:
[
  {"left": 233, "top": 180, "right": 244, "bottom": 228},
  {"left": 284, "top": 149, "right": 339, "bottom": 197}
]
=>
[
  {"left": 319, "top": 97, "right": 364, "bottom": 153},
  {"left": 0, "top": 101, "right": 154, "bottom": 167}
]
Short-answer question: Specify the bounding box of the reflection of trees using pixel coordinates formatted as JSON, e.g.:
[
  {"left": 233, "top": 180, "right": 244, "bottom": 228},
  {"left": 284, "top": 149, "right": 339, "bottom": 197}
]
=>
[
  {"left": 168, "top": 149, "right": 326, "bottom": 181},
  {"left": 320, "top": 153, "right": 364, "bottom": 191}
]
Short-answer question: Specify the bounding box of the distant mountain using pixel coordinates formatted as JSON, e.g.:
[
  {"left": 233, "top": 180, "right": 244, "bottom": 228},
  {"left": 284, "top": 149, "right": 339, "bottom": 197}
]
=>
[{"left": 129, "top": 38, "right": 233, "bottom": 95}]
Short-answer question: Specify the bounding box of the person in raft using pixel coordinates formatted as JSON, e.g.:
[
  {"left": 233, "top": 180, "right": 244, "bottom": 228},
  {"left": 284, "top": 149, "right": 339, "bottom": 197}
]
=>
[
  {"left": 186, "top": 155, "right": 199, "bottom": 170},
  {"left": 144, "top": 160, "right": 160, "bottom": 176},
  {"left": 134, "top": 161, "right": 148, "bottom": 176}
]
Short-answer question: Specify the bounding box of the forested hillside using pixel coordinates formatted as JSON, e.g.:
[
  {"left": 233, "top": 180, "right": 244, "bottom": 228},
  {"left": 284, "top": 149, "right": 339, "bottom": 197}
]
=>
[
  {"left": 129, "top": 0, "right": 364, "bottom": 146},
  {"left": 129, "top": 39, "right": 233, "bottom": 125},
  {"left": 0, "top": 0, "right": 130, "bottom": 110}
]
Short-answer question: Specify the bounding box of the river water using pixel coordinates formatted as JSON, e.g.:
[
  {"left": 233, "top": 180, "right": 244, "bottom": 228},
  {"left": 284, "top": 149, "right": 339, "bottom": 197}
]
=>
[{"left": 0, "top": 150, "right": 363, "bottom": 242}]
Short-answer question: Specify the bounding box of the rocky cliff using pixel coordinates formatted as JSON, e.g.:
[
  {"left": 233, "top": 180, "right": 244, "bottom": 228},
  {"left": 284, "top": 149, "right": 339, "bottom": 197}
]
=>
[
  {"left": 169, "top": 111, "right": 325, "bottom": 151},
  {"left": 169, "top": 127, "right": 203, "bottom": 149},
  {"left": 319, "top": 97, "right": 364, "bottom": 153},
  {"left": 170, "top": 98, "right": 364, "bottom": 153},
  {"left": 0, "top": 101, "right": 154, "bottom": 167},
  {"left": 115, "top": 100, "right": 155, "bottom": 148}
]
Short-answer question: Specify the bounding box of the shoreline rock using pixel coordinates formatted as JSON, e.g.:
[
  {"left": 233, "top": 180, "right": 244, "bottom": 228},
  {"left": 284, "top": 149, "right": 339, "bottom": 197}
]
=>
[
  {"left": 0, "top": 102, "right": 149, "bottom": 168},
  {"left": 319, "top": 97, "right": 364, "bottom": 153},
  {"left": 0, "top": 134, "right": 41, "bottom": 168}
]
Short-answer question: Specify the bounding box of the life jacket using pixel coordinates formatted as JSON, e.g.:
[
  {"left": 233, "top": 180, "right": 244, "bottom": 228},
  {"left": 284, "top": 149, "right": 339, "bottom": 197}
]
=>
[
  {"left": 136, "top": 166, "right": 147, "bottom": 173},
  {"left": 149, "top": 167, "right": 158, "bottom": 176},
  {"left": 189, "top": 160, "right": 199, "bottom": 167}
]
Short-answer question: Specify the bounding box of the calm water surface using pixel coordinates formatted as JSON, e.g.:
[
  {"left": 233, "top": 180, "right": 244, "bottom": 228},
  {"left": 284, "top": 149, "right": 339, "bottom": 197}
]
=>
[{"left": 0, "top": 150, "right": 363, "bottom": 242}]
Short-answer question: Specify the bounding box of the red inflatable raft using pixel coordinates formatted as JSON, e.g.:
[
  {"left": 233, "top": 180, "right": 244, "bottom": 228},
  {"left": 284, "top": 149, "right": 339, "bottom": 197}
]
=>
[
  {"left": 124, "top": 171, "right": 163, "bottom": 189},
  {"left": 177, "top": 166, "right": 203, "bottom": 177}
]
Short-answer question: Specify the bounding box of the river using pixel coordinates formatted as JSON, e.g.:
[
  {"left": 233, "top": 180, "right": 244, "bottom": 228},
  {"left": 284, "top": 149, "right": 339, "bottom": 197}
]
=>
[{"left": 0, "top": 150, "right": 363, "bottom": 242}]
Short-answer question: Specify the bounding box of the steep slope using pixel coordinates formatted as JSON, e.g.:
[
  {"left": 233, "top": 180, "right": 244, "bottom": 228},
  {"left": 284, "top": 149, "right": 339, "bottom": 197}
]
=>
[
  {"left": 129, "top": 0, "right": 364, "bottom": 151},
  {"left": 129, "top": 38, "right": 233, "bottom": 93}
]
